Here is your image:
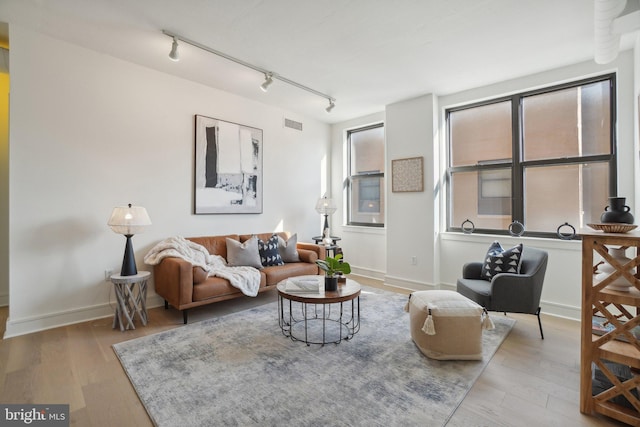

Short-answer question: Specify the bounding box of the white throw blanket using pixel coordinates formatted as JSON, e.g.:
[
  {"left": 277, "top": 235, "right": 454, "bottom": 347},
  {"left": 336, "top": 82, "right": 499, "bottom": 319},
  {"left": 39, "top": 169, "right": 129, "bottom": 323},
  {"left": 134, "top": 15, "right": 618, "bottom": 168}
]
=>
[{"left": 144, "top": 236, "right": 260, "bottom": 297}]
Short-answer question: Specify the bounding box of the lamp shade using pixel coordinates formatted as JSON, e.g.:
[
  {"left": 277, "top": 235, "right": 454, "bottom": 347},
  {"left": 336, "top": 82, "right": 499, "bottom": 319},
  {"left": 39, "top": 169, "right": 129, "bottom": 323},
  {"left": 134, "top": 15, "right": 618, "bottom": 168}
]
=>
[
  {"left": 107, "top": 204, "right": 152, "bottom": 235},
  {"left": 315, "top": 197, "right": 337, "bottom": 215}
]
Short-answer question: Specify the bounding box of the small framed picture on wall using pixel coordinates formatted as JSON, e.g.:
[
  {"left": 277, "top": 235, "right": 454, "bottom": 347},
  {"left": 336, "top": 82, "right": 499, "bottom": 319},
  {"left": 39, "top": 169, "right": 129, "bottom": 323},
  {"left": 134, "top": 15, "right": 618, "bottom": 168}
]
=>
[{"left": 391, "top": 156, "right": 424, "bottom": 192}]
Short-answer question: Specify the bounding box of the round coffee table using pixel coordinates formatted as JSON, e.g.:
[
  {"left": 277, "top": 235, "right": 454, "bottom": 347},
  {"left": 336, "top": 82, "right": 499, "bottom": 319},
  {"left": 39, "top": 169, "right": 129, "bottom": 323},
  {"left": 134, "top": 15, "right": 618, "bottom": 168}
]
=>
[{"left": 276, "top": 275, "right": 361, "bottom": 346}]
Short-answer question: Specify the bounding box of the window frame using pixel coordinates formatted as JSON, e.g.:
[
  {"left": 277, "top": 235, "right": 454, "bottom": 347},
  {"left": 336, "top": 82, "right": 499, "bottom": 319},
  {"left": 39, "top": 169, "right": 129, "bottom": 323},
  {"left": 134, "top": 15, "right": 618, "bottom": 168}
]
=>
[
  {"left": 446, "top": 73, "right": 617, "bottom": 238},
  {"left": 346, "top": 123, "right": 385, "bottom": 228}
]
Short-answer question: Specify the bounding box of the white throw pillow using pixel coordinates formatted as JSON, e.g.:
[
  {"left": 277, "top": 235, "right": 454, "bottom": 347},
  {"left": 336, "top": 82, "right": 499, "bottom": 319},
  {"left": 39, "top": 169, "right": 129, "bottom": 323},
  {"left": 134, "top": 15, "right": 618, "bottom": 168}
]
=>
[
  {"left": 278, "top": 234, "right": 300, "bottom": 263},
  {"left": 226, "top": 236, "right": 263, "bottom": 269}
]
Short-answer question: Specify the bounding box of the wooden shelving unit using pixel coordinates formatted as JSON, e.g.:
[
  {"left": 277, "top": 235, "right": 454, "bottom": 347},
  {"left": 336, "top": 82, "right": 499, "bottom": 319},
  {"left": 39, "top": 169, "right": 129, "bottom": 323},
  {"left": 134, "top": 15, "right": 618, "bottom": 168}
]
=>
[{"left": 580, "top": 230, "right": 640, "bottom": 425}]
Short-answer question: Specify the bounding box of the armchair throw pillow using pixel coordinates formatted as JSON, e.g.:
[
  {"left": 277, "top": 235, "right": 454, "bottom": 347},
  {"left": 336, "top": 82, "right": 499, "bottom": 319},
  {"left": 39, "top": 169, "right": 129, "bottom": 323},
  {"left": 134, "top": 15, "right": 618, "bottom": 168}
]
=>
[{"left": 482, "top": 241, "right": 523, "bottom": 281}]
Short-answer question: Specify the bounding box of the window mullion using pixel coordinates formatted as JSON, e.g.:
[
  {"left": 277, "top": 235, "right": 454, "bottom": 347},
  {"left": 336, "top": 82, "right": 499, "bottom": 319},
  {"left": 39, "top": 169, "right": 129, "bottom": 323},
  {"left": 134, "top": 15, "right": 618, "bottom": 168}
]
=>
[{"left": 511, "top": 95, "right": 524, "bottom": 223}]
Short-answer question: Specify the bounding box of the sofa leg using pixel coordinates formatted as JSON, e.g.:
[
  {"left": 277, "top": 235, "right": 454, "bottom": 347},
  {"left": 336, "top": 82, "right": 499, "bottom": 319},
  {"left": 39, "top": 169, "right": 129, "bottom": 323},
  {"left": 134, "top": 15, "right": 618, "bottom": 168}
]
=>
[
  {"left": 164, "top": 300, "right": 169, "bottom": 310},
  {"left": 183, "top": 310, "right": 188, "bottom": 325}
]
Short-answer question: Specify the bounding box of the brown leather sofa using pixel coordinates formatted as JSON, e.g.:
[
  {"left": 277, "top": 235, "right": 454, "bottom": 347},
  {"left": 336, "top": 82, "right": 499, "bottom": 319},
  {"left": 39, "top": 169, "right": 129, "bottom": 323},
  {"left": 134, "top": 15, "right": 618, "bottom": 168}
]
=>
[{"left": 153, "top": 232, "right": 324, "bottom": 323}]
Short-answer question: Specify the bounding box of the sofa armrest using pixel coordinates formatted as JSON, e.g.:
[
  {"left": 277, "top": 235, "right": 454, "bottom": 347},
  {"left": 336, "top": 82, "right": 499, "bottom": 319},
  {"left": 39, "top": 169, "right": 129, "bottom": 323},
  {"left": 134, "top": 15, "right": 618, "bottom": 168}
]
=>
[
  {"left": 297, "top": 242, "right": 326, "bottom": 261},
  {"left": 297, "top": 248, "right": 318, "bottom": 263},
  {"left": 462, "top": 262, "right": 484, "bottom": 279},
  {"left": 153, "top": 257, "right": 194, "bottom": 309},
  {"left": 490, "top": 272, "right": 543, "bottom": 314}
]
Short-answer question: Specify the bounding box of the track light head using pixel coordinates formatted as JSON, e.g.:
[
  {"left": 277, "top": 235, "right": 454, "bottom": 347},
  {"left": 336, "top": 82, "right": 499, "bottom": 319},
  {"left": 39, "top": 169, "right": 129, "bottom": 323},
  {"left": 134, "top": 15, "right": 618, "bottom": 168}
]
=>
[
  {"left": 260, "top": 73, "right": 274, "bottom": 92},
  {"left": 169, "top": 37, "right": 179, "bottom": 62},
  {"left": 325, "top": 99, "right": 335, "bottom": 113}
]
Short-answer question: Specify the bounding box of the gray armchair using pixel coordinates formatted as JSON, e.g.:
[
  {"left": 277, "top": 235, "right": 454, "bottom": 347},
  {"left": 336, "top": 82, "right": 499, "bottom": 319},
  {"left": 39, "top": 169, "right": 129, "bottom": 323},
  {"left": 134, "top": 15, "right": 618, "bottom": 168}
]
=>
[{"left": 456, "top": 246, "right": 548, "bottom": 339}]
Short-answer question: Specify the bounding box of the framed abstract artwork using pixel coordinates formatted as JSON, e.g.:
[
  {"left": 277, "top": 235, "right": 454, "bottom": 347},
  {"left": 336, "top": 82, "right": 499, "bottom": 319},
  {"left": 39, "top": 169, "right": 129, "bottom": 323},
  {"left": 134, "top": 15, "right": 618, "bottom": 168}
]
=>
[
  {"left": 194, "top": 115, "right": 263, "bottom": 214},
  {"left": 391, "top": 156, "right": 424, "bottom": 192}
]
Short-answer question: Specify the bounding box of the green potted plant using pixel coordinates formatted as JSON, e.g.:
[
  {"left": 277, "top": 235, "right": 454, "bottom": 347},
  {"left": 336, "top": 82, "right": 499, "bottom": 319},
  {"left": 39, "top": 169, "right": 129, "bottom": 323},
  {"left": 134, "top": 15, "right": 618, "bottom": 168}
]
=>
[{"left": 316, "top": 254, "right": 351, "bottom": 291}]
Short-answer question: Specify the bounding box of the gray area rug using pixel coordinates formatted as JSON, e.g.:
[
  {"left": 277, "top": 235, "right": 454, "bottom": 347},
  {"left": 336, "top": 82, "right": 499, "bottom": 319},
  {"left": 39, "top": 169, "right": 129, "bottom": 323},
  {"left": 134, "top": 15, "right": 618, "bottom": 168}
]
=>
[{"left": 113, "top": 287, "right": 515, "bottom": 427}]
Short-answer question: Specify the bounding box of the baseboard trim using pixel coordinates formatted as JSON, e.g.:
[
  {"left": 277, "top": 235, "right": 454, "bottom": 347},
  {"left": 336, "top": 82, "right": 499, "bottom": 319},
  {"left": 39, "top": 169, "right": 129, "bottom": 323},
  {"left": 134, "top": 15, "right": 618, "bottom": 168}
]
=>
[
  {"left": 384, "top": 274, "right": 436, "bottom": 291},
  {"left": 540, "top": 299, "right": 580, "bottom": 321},
  {"left": 0, "top": 292, "right": 7, "bottom": 307},
  {"left": 3, "top": 294, "right": 165, "bottom": 339},
  {"left": 350, "top": 266, "right": 385, "bottom": 281}
]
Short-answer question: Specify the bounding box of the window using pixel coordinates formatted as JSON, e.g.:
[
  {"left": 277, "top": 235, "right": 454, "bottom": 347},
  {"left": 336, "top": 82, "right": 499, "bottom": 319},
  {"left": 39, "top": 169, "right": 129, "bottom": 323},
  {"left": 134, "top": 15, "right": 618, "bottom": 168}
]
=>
[
  {"left": 346, "top": 124, "right": 385, "bottom": 226},
  {"left": 447, "top": 74, "right": 615, "bottom": 237}
]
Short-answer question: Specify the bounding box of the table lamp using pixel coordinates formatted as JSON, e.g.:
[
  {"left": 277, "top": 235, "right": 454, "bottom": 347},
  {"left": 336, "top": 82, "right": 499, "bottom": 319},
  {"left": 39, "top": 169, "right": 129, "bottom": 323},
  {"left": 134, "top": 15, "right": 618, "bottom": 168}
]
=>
[
  {"left": 315, "top": 196, "right": 337, "bottom": 240},
  {"left": 108, "top": 204, "right": 152, "bottom": 276}
]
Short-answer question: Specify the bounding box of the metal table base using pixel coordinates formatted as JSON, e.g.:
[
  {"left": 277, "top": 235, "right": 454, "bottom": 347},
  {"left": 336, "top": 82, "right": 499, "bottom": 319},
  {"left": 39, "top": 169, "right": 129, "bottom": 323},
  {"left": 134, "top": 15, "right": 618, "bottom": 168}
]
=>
[{"left": 276, "top": 276, "right": 361, "bottom": 346}]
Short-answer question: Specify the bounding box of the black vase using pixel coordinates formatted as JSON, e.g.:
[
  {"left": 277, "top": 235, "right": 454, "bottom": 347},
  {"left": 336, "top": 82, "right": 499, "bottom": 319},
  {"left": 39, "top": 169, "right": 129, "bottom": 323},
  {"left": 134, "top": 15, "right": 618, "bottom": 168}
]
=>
[
  {"left": 324, "top": 276, "right": 338, "bottom": 292},
  {"left": 601, "top": 197, "right": 635, "bottom": 224}
]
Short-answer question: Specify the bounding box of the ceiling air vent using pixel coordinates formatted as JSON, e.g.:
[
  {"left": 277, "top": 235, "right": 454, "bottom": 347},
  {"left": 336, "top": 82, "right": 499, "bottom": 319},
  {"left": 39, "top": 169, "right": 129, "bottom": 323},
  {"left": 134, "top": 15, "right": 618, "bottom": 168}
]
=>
[{"left": 284, "top": 118, "right": 303, "bottom": 131}]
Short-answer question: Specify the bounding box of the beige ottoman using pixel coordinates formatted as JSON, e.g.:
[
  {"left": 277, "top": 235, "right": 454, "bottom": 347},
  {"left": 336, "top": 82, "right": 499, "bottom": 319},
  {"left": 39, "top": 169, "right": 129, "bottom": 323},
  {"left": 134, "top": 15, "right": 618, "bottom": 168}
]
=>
[{"left": 405, "top": 290, "right": 492, "bottom": 360}]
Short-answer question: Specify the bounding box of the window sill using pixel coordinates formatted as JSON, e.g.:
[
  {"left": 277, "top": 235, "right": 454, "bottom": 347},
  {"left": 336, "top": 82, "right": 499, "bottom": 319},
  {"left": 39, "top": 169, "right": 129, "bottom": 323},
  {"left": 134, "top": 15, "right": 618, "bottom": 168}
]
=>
[
  {"left": 341, "top": 225, "right": 386, "bottom": 235},
  {"left": 440, "top": 231, "right": 581, "bottom": 251}
]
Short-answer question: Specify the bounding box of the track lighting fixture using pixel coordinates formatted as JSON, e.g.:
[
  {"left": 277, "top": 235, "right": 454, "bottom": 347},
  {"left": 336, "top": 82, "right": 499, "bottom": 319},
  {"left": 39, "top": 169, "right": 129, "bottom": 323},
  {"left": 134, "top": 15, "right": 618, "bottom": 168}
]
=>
[
  {"left": 162, "top": 30, "right": 336, "bottom": 113},
  {"left": 260, "top": 73, "right": 274, "bottom": 92},
  {"left": 168, "top": 37, "right": 179, "bottom": 62},
  {"left": 325, "top": 99, "right": 335, "bottom": 113}
]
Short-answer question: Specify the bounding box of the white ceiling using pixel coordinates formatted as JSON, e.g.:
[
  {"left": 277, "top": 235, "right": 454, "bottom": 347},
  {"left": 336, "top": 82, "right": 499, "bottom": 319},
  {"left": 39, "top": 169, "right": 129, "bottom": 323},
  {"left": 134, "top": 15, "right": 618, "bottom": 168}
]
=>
[{"left": 0, "top": 0, "right": 635, "bottom": 123}]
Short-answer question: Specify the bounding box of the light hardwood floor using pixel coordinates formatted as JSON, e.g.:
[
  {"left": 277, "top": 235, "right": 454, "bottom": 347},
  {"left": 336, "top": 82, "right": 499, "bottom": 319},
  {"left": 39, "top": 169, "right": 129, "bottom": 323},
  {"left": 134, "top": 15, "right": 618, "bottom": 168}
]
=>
[{"left": 0, "top": 278, "right": 627, "bottom": 426}]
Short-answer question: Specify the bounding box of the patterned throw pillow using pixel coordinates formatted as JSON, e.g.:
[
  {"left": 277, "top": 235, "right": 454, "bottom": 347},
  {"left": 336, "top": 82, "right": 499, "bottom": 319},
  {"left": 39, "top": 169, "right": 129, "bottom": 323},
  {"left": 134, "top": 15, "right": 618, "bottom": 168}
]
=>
[
  {"left": 258, "top": 235, "right": 284, "bottom": 267},
  {"left": 481, "top": 241, "right": 523, "bottom": 281}
]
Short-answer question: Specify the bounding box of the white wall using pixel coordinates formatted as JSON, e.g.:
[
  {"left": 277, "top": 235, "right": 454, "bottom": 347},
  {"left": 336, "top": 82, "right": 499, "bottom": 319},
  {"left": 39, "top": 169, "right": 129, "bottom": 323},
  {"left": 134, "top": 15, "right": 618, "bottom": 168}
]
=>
[
  {"left": 7, "top": 29, "right": 635, "bottom": 337},
  {"left": 5, "top": 25, "right": 330, "bottom": 337},
  {"left": 330, "top": 94, "right": 439, "bottom": 290},
  {"left": 385, "top": 94, "right": 438, "bottom": 289},
  {"left": 330, "top": 112, "right": 386, "bottom": 280},
  {"left": 332, "top": 51, "right": 636, "bottom": 320},
  {"left": 438, "top": 50, "right": 636, "bottom": 320},
  {"left": 0, "top": 69, "right": 7, "bottom": 307}
]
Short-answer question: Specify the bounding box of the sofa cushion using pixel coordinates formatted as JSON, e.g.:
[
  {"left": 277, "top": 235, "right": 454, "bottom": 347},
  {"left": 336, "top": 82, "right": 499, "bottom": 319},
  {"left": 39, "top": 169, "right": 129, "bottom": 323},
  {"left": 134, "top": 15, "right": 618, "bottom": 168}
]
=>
[
  {"left": 188, "top": 235, "right": 238, "bottom": 259},
  {"left": 193, "top": 274, "right": 267, "bottom": 302},
  {"left": 456, "top": 278, "right": 492, "bottom": 308},
  {"left": 240, "top": 232, "right": 288, "bottom": 243},
  {"left": 258, "top": 234, "right": 284, "bottom": 267},
  {"left": 481, "top": 241, "right": 523, "bottom": 281},
  {"left": 226, "top": 236, "right": 263, "bottom": 269},
  {"left": 278, "top": 233, "right": 300, "bottom": 262},
  {"left": 192, "top": 266, "right": 208, "bottom": 284},
  {"left": 262, "top": 262, "right": 320, "bottom": 286}
]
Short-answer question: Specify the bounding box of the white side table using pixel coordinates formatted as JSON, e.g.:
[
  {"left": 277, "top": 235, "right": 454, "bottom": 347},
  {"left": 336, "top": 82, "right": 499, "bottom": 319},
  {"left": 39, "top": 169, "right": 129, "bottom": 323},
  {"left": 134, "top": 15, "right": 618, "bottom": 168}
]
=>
[{"left": 109, "top": 271, "right": 150, "bottom": 331}]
